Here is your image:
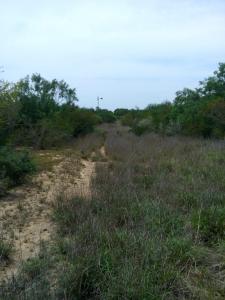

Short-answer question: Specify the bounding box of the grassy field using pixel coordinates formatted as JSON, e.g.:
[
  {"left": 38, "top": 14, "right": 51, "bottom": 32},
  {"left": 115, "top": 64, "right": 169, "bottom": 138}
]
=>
[{"left": 1, "top": 125, "right": 225, "bottom": 299}]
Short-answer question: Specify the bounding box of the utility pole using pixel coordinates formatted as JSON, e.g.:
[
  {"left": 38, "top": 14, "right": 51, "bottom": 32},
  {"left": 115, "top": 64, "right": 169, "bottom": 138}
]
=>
[
  {"left": 97, "top": 96, "right": 103, "bottom": 110},
  {"left": 0, "top": 66, "right": 4, "bottom": 84}
]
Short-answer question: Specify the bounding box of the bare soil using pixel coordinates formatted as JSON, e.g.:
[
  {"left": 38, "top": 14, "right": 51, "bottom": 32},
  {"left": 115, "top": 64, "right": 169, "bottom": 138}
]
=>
[{"left": 0, "top": 151, "right": 96, "bottom": 282}]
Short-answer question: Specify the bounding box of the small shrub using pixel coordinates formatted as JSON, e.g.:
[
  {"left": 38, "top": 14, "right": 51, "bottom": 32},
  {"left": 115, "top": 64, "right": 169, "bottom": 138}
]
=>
[{"left": 0, "top": 147, "right": 35, "bottom": 196}]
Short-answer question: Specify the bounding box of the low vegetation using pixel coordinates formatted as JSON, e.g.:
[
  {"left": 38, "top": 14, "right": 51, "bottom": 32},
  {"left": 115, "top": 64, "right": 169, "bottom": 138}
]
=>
[{"left": 1, "top": 126, "right": 225, "bottom": 299}]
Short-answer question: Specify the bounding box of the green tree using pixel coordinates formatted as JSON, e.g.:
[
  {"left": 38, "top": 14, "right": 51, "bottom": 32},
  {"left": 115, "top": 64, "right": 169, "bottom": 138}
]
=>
[
  {"left": 200, "top": 63, "right": 225, "bottom": 97},
  {"left": 11, "top": 74, "right": 79, "bottom": 148},
  {"left": 0, "top": 81, "right": 20, "bottom": 144}
]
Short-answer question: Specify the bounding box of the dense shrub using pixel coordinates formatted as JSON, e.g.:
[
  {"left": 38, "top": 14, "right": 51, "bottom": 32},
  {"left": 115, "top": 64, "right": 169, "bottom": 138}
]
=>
[
  {"left": 132, "top": 118, "right": 153, "bottom": 135},
  {"left": 96, "top": 109, "right": 116, "bottom": 123},
  {"left": 114, "top": 108, "right": 130, "bottom": 118},
  {"left": 0, "top": 147, "right": 35, "bottom": 196},
  {"left": 71, "top": 109, "right": 101, "bottom": 137},
  {"left": 120, "top": 112, "right": 135, "bottom": 127}
]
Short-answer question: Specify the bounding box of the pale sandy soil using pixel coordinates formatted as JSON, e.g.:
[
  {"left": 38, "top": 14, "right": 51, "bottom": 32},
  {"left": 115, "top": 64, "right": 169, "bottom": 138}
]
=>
[
  {"left": 0, "top": 152, "right": 95, "bottom": 282},
  {"left": 100, "top": 145, "right": 107, "bottom": 158}
]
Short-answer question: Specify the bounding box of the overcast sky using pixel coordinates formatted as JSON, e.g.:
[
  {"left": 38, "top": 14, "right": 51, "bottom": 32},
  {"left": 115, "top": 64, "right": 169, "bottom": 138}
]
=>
[{"left": 1, "top": 0, "right": 225, "bottom": 109}]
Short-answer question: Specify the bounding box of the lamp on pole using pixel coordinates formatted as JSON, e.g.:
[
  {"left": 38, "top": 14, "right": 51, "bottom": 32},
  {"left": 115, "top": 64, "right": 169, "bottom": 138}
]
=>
[
  {"left": 97, "top": 96, "right": 103, "bottom": 109},
  {"left": 0, "top": 66, "right": 4, "bottom": 84}
]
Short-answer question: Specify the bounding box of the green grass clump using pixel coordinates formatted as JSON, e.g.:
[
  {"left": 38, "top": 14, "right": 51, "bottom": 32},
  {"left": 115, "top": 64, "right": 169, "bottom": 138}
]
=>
[
  {"left": 20, "top": 256, "right": 49, "bottom": 280},
  {"left": 0, "top": 246, "right": 52, "bottom": 300},
  {"left": 0, "top": 240, "right": 12, "bottom": 262},
  {"left": 192, "top": 207, "right": 225, "bottom": 245}
]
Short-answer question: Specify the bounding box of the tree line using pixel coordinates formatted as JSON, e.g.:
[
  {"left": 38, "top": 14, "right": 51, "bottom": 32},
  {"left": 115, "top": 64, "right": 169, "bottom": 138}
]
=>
[
  {"left": 0, "top": 74, "right": 116, "bottom": 149},
  {"left": 1, "top": 63, "right": 225, "bottom": 149},
  {"left": 119, "top": 63, "right": 225, "bottom": 138}
]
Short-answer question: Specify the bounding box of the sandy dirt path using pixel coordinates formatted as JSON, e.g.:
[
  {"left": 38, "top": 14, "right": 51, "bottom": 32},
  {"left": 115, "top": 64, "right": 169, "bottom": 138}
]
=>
[{"left": 0, "top": 153, "right": 95, "bottom": 282}]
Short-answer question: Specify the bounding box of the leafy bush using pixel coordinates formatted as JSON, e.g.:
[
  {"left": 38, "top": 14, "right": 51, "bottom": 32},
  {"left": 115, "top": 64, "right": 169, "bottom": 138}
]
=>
[
  {"left": 132, "top": 118, "right": 153, "bottom": 135},
  {"left": 71, "top": 109, "right": 101, "bottom": 137},
  {"left": 120, "top": 112, "right": 136, "bottom": 127},
  {"left": 0, "top": 147, "right": 35, "bottom": 196},
  {"left": 114, "top": 108, "right": 130, "bottom": 118},
  {"left": 95, "top": 109, "right": 116, "bottom": 123}
]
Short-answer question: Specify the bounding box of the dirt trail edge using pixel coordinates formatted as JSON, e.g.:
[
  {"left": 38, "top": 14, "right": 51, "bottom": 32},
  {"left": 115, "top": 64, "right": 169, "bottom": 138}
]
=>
[{"left": 0, "top": 153, "right": 96, "bottom": 282}]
